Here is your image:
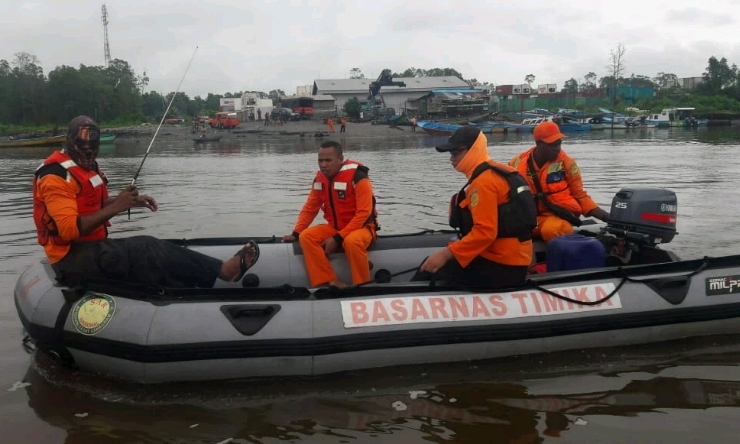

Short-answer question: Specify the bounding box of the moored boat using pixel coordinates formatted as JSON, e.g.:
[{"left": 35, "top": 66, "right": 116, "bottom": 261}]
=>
[
  {"left": 0, "top": 134, "right": 66, "bottom": 148},
  {"left": 100, "top": 134, "right": 116, "bottom": 143},
  {"left": 416, "top": 120, "right": 461, "bottom": 136},
  {"left": 17, "top": 187, "right": 740, "bottom": 384},
  {"left": 193, "top": 134, "right": 223, "bottom": 143}
]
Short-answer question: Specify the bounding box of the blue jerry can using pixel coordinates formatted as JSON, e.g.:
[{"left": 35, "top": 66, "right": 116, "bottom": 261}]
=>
[{"left": 546, "top": 234, "right": 606, "bottom": 272}]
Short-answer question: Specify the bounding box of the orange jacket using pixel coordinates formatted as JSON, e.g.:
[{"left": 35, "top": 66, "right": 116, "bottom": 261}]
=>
[
  {"left": 509, "top": 147, "right": 598, "bottom": 217},
  {"left": 448, "top": 133, "right": 532, "bottom": 268},
  {"left": 292, "top": 160, "right": 377, "bottom": 242},
  {"left": 32, "top": 151, "right": 110, "bottom": 263}
]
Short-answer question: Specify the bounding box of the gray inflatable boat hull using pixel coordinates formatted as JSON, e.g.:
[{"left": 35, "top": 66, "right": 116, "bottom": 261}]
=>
[{"left": 15, "top": 227, "right": 740, "bottom": 383}]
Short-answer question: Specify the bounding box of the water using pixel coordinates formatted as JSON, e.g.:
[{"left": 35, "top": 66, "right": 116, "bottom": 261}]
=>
[{"left": 2, "top": 127, "right": 740, "bottom": 443}]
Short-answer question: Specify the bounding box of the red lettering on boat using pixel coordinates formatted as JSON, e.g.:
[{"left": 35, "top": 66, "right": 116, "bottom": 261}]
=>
[
  {"left": 448, "top": 297, "right": 470, "bottom": 318},
  {"left": 489, "top": 295, "right": 507, "bottom": 316},
  {"left": 512, "top": 293, "right": 529, "bottom": 313},
  {"left": 572, "top": 287, "right": 590, "bottom": 308},
  {"left": 471, "top": 296, "right": 490, "bottom": 318},
  {"left": 594, "top": 285, "right": 613, "bottom": 306},
  {"left": 372, "top": 301, "right": 390, "bottom": 323},
  {"left": 429, "top": 298, "right": 450, "bottom": 319},
  {"left": 411, "top": 299, "right": 430, "bottom": 320},
  {"left": 529, "top": 292, "right": 542, "bottom": 313},
  {"left": 350, "top": 302, "right": 369, "bottom": 324},
  {"left": 539, "top": 292, "right": 564, "bottom": 312},
  {"left": 390, "top": 299, "right": 407, "bottom": 321}
]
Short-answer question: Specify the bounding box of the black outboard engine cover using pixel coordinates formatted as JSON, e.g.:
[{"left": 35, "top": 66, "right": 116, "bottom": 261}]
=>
[{"left": 605, "top": 187, "right": 677, "bottom": 244}]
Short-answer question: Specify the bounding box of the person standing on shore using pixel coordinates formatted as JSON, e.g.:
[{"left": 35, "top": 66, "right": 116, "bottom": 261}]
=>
[
  {"left": 326, "top": 117, "right": 335, "bottom": 133},
  {"left": 411, "top": 116, "right": 417, "bottom": 132},
  {"left": 257, "top": 109, "right": 262, "bottom": 121},
  {"left": 340, "top": 117, "right": 347, "bottom": 133}
]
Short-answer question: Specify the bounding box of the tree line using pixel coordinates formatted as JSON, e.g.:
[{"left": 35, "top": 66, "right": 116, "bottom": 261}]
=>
[{"left": 4, "top": 45, "right": 740, "bottom": 130}]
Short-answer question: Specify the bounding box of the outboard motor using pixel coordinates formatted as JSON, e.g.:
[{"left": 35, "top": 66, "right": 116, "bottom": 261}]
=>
[{"left": 600, "top": 187, "right": 678, "bottom": 265}]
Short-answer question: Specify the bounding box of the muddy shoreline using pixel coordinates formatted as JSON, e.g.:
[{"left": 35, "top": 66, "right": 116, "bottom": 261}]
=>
[{"left": 105, "top": 119, "right": 424, "bottom": 142}]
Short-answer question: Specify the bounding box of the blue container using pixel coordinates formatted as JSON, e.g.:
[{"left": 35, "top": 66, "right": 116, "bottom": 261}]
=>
[{"left": 546, "top": 234, "right": 606, "bottom": 272}]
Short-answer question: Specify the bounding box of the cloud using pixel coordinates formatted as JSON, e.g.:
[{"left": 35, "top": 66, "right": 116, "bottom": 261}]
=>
[
  {"left": 3, "top": 0, "right": 740, "bottom": 97},
  {"left": 665, "top": 7, "right": 735, "bottom": 26}
]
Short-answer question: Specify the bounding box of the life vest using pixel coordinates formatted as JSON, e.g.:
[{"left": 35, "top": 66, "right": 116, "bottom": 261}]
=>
[
  {"left": 510, "top": 149, "right": 583, "bottom": 226},
  {"left": 449, "top": 161, "right": 537, "bottom": 242},
  {"left": 312, "top": 160, "right": 378, "bottom": 231},
  {"left": 32, "top": 151, "right": 110, "bottom": 246}
]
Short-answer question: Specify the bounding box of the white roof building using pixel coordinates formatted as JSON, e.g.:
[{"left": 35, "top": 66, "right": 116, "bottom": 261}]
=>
[{"left": 312, "top": 76, "right": 470, "bottom": 113}]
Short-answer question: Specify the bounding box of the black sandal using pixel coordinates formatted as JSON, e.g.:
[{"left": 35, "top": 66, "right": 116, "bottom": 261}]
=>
[{"left": 232, "top": 240, "right": 260, "bottom": 282}]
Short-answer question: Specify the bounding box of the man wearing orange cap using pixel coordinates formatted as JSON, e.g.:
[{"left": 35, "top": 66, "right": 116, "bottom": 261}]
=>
[{"left": 509, "top": 121, "right": 610, "bottom": 242}]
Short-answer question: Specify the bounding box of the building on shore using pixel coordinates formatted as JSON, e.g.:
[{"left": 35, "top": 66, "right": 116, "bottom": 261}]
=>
[
  {"left": 296, "top": 85, "right": 313, "bottom": 97},
  {"left": 237, "top": 92, "right": 273, "bottom": 122},
  {"left": 310, "top": 95, "right": 337, "bottom": 118},
  {"left": 219, "top": 98, "right": 242, "bottom": 112},
  {"left": 415, "top": 89, "right": 490, "bottom": 118},
  {"left": 312, "top": 76, "right": 470, "bottom": 115}
]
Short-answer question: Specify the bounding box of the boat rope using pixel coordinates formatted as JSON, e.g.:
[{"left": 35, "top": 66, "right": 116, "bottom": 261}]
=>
[
  {"left": 524, "top": 256, "right": 710, "bottom": 307},
  {"left": 351, "top": 266, "right": 420, "bottom": 289}
]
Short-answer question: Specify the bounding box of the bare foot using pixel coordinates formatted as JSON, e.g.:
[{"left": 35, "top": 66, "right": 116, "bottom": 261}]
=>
[
  {"left": 328, "top": 280, "right": 348, "bottom": 288},
  {"left": 219, "top": 242, "right": 259, "bottom": 282}
]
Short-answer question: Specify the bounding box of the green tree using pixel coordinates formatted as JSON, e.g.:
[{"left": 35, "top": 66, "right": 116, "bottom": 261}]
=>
[
  {"left": 580, "top": 72, "right": 598, "bottom": 91},
  {"left": 699, "top": 56, "right": 738, "bottom": 95},
  {"left": 343, "top": 96, "right": 361, "bottom": 118},
  {"left": 349, "top": 68, "right": 365, "bottom": 79},
  {"left": 562, "top": 78, "right": 579, "bottom": 93},
  {"left": 268, "top": 89, "right": 285, "bottom": 105}
]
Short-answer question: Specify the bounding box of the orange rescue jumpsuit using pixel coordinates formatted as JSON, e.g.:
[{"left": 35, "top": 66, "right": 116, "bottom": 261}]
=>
[
  {"left": 292, "top": 161, "right": 377, "bottom": 286},
  {"left": 449, "top": 132, "right": 532, "bottom": 268},
  {"left": 510, "top": 147, "right": 599, "bottom": 242}
]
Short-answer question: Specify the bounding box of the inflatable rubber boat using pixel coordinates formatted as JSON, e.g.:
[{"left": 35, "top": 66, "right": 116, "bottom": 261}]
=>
[{"left": 15, "top": 187, "right": 740, "bottom": 383}]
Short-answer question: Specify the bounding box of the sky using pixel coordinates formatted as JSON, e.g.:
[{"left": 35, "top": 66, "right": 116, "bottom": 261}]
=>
[{"left": 3, "top": 0, "right": 740, "bottom": 98}]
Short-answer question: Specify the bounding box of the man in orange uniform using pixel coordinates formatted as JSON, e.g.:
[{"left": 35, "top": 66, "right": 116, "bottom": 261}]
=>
[
  {"left": 413, "top": 126, "right": 535, "bottom": 288},
  {"left": 509, "top": 121, "right": 610, "bottom": 242},
  {"left": 34, "top": 115, "right": 259, "bottom": 288},
  {"left": 282, "top": 141, "right": 378, "bottom": 288}
]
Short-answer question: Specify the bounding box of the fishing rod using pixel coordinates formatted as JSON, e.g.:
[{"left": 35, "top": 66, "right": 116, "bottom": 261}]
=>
[{"left": 128, "top": 45, "right": 199, "bottom": 219}]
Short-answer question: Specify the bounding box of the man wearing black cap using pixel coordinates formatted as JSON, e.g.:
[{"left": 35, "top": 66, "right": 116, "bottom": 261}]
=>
[
  {"left": 32, "top": 115, "right": 259, "bottom": 289},
  {"left": 412, "top": 126, "right": 536, "bottom": 288}
]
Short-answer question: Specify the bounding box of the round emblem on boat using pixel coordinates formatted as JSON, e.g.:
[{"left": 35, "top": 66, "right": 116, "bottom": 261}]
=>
[{"left": 71, "top": 292, "right": 116, "bottom": 336}]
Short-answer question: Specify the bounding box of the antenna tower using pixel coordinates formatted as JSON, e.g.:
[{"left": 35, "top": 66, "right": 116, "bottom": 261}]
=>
[{"left": 102, "top": 4, "right": 111, "bottom": 66}]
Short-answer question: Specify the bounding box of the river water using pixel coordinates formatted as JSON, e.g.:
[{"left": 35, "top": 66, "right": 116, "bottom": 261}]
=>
[{"left": 2, "top": 127, "right": 740, "bottom": 443}]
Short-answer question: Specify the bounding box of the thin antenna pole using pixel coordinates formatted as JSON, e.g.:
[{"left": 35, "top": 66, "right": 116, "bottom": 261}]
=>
[{"left": 102, "top": 4, "right": 111, "bottom": 67}]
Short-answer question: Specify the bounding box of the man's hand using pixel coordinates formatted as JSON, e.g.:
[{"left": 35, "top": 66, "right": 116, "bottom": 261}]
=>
[
  {"left": 109, "top": 185, "right": 139, "bottom": 213},
  {"left": 321, "top": 236, "right": 339, "bottom": 256},
  {"left": 420, "top": 247, "right": 454, "bottom": 274},
  {"left": 281, "top": 234, "right": 296, "bottom": 242},
  {"left": 588, "top": 207, "right": 610, "bottom": 222},
  {"left": 134, "top": 195, "right": 158, "bottom": 212}
]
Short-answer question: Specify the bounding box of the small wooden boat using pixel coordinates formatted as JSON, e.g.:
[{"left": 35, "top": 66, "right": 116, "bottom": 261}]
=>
[
  {"left": 193, "top": 135, "right": 223, "bottom": 143},
  {"left": 100, "top": 134, "right": 116, "bottom": 143},
  {"left": 0, "top": 134, "right": 65, "bottom": 148}
]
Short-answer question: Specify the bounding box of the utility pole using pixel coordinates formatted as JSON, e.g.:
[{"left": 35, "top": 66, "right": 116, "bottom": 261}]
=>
[{"left": 102, "top": 4, "right": 111, "bottom": 67}]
